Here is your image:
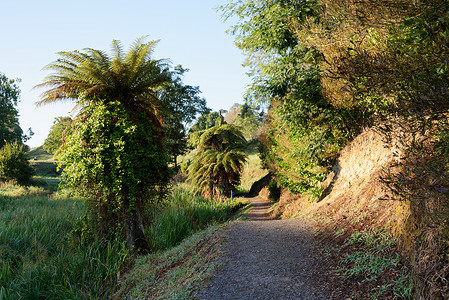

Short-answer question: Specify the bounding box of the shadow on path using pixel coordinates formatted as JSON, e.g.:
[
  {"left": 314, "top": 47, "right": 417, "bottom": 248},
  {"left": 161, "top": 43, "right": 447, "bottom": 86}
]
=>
[
  {"left": 244, "top": 197, "right": 274, "bottom": 221},
  {"left": 195, "top": 197, "right": 328, "bottom": 300}
]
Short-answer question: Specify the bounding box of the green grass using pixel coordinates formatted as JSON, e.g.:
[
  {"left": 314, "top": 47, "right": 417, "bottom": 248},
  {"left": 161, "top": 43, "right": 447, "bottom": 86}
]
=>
[
  {"left": 0, "top": 183, "right": 247, "bottom": 299},
  {"left": 147, "top": 186, "right": 247, "bottom": 251},
  {"left": 30, "top": 161, "right": 60, "bottom": 178},
  {"left": 113, "top": 224, "right": 228, "bottom": 299},
  {"left": 0, "top": 183, "right": 129, "bottom": 299},
  {"left": 337, "top": 229, "right": 413, "bottom": 299},
  {"left": 28, "top": 145, "right": 61, "bottom": 191},
  {"left": 28, "top": 146, "right": 53, "bottom": 161}
]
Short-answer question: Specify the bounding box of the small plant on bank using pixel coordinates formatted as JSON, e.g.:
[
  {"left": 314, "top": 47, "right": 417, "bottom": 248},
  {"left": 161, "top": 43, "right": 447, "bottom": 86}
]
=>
[
  {"left": 337, "top": 229, "right": 413, "bottom": 299},
  {"left": 268, "top": 181, "right": 281, "bottom": 201}
]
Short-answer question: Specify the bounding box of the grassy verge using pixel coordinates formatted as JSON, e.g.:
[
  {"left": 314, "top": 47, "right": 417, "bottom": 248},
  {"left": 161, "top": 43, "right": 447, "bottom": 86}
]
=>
[
  {"left": 114, "top": 188, "right": 249, "bottom": 299},
  {"left": 147, "top": 187, "right": 246, "bottom": 251},
  {"left": 0, "top": 183, "right": 246, "bottom": 299},
  {"left": 112, "top": 224, "right": 228, "bottom": 299}
]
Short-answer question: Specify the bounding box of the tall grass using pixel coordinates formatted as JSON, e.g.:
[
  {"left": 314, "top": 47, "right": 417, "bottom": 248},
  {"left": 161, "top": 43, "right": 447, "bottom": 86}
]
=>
[
  {"left": 0, "top": 184, "right": 129, "bottom": 299},
  {"left": 0, "top": 183, "right": 245, "bottom": 298},
  {"left": 147, "top": 187, "right": 245, "bottom": 251}
]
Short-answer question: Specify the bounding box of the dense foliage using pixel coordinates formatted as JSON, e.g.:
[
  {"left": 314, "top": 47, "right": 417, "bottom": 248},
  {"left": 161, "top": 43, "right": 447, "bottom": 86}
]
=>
[
  {"left": 0, "top": 73, "right": 32, "bottom": 148},
  {"left": 220, "top": 0, "right": 350, "bottom": 193},
  {"left": 43, "top": 116, "right": 72, "bottom": 155},
  {"left": 0, "top": 141, "right": 34, "bottom": 185},
  {"left": 36, "top": 38, "right": 171, "bottom": 253},
  {"left": 188, "top": 120, "right": 247, "bottom": 199},
  {"left": 222, "top": 0, "right": 449, "bottom": 297}
]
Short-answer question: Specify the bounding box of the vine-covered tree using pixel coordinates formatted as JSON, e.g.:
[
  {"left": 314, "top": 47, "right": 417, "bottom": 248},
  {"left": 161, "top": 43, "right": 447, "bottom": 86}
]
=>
[
  {"left": 35, "top": 38, "right": 171, "bottom": 253},
  {"left": 188, "top": 118, "right": 247, "bottom": 199}
]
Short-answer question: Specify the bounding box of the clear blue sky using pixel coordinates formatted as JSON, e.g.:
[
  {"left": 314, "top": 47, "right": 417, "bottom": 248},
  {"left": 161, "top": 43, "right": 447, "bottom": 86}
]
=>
[{"left": 0, "top": 0, "right": 250, "bottom": 148}]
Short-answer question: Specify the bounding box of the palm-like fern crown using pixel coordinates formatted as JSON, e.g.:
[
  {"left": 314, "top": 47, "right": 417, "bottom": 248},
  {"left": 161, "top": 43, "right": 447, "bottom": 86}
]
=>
[
  {"left": 188, "top": 122, "right": 248, "bottom": 198},
  {"left": 35, "top": 37, "right": 171, "bottom": 124},
  {"left": 190, "top": 124, "right": 247, "bottom": 152}
]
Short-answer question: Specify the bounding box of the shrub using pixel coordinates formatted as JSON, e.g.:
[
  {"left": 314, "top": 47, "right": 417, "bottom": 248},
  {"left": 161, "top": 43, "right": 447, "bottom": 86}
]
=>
[
  {"left": 0, "top": 141, "right": 34, "bottom": 185},
  {"left": 268, "top": 181, "right": 281, "bottom": 201}
]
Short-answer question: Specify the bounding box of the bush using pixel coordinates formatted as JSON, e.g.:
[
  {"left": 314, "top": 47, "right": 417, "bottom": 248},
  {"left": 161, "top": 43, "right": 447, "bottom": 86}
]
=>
[
  {"left": 268, "top": 181, "right": 281, "bottom": 201},
  {"left": 0, "top": 141, "right": 34, "bottom": 185}
]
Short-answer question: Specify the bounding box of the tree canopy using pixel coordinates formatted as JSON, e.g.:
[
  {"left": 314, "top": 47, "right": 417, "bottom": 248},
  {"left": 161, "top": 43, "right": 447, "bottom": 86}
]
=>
[
  {"left": 188, "top": 121, "right": 247, "bottom": 199},
  {"left": 36, "top": 38, "right": 171, "bottom": 253},
  {"left": 0, "top": 73, "right": 32, "bottom": 148},
  {"left": 43, "top": 117, "right": 72, "bottom": 155},
  {"left": 159, "top": 66, "right": 208, "bottom": 166}
]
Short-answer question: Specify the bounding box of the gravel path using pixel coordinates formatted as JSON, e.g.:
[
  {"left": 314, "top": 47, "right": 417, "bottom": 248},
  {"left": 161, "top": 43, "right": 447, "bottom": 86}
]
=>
[{"left": 195, "top": 197, "right": 328, "bottom": 300}]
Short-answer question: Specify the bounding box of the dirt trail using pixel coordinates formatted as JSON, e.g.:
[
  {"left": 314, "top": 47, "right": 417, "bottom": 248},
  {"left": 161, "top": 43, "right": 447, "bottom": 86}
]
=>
[{"left": 195, "top": 197, "right": 329, "bottom": 300}]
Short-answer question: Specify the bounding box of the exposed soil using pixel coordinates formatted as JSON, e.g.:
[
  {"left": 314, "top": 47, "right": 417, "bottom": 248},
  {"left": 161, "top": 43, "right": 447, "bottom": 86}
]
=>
[{"left": 194, "top": 197, "right": 334, "bottom": 300}]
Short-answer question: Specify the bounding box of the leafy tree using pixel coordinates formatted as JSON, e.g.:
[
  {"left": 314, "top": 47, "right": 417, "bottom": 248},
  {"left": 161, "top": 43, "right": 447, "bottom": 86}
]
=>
[
  {"left": 0, "top": 141, "right": 34, "bottom": 185},
  {"left": 233, "top": 102, "right": 264, "bottom": 140},
  {"left": 43, "top": 117, "right": 72, "bottom": 155},
  {"left": 35, "top": 38, "right": 171, "bottom": 253},
  {"left": 0, "top": 73, "right": 32, "bottom": 148},
  {"left": 220, "top": 0, "right": 348, "bottom": 192},
  {"left": 188, "top": 120, "right": 247, "bottom": 199},
  {"left": 223, "top": 103, "right": 240, "bottom": 124},
  {"left": 189, "top": 110, "right": 227, "bottom": 133},
  {"left": 159, "top": 66, "right": 208, "bottom": 167}
]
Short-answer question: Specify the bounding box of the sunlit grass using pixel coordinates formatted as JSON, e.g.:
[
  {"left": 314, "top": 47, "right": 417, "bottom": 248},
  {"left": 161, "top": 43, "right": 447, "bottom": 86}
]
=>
[
  {"left": 147, "top": 186, "right": 247, "bottom": 251},
  {"left": 0, "top": 182, "right": 247, "bottom": 299},
  {"left": 0, "top": 184, "right": 129, "bottom": 299}
]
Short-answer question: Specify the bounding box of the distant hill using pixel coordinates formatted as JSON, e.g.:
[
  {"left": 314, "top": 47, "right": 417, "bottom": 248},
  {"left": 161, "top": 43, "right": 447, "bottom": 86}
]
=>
[{"left": 29, "top": 146, "right": 53, "bottom": 161}]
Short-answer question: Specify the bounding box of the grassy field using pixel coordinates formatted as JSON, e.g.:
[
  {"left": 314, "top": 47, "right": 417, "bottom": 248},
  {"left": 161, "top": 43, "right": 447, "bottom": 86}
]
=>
[
  {"left": 28, "top": 146, "right": 61, "bottom": 192},
  {"left": 0, "top": 183, "right": 129, "bottom": 299},
  {"left": 0, "top": 181, "right": 246, "bottom": 299},
  {"left": 29, "top": 146, "right": 54, "bottom": 161}
]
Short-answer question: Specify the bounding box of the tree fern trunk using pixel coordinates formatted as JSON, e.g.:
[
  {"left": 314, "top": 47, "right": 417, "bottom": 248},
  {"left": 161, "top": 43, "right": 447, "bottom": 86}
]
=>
[{"left": 125, "top": 208, "right": 150, "bottom": 254}]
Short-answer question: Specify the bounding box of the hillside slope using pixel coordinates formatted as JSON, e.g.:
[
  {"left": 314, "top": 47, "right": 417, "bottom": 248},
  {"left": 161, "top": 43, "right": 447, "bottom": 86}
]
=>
[
  {"left": 268, "top": 127, "right": 449, "bottom": 298},
  {"left": 273, "top": 129, "right": 402, "bottom": 230}
]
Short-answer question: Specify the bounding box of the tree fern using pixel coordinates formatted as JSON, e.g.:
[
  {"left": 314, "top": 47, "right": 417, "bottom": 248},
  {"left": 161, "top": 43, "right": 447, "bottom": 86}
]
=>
[{"left": 188, "top": 120, "right": 248, "bottom": 199}]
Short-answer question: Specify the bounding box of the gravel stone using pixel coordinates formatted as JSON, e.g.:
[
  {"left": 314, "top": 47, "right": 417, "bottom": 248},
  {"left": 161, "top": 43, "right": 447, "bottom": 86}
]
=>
[{"left": 195, "top": 198, "right": 328, "bottom": 300}]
